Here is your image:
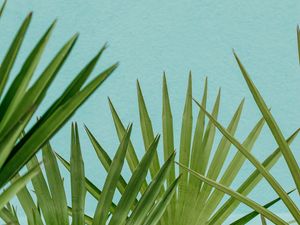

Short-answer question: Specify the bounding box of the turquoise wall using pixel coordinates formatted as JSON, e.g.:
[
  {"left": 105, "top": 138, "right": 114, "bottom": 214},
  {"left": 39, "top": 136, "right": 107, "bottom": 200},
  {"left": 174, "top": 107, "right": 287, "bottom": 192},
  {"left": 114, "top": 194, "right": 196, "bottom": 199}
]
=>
[{"left": 1, "top": 0, "right": 300, "bottom": 224}]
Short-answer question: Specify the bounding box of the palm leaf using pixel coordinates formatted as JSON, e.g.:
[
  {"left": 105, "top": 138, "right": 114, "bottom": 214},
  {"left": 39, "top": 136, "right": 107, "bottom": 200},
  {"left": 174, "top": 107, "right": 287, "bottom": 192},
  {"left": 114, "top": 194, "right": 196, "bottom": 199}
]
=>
[
  {"left": 182, "top": 87, "right": 221, "bottom": 225},
  {"left": 0, "top": 12, "right": 32, "bottom": 98},
  {"left": 137, "top": 80, "right": 161, "bottom": 179},
  {"left": 70, "top": 123, "right": 86, "bottom": 225},
  {"left": 162, "top": 73, "right": 176, "bottom": 224},
  {"left": 41, "top": 45, "right": 106, "bottom": 120},
  {"left": 92, "top": 125, "right": 132, "bottom": 225},
  {"left": 177, "top": 162, "right": 288, "bottom": 225},
  {"left": 0, "top": 20, "right": 55, "bottom": 133},
  {"left": 109, "top": 135, "right": 160, "bottom": 225},
  {"left": 230, "top": 189, "right": 295, "bottom": 225},
  {"left": 99, "top": 75, "right": 271, "bottom": 225},
  {"left": 194, "top": 98, "right": 300, "bottom": 223},
  {"left": 6, "top": 34, "right": 78, "bottom": 131},
  {"left": 0, "top": 166, "right": 39, "bottom": 211},
  {"left": 55, "top": 152, "right": 117, "bottom": 213},
  {"left": 108, "top": 98, "right": 148, "bottom": 193},
  {"left": 162, "top": 73, "right": 175, "bottom": 185},
  {"left": 0, "top": 4, "right": 117, "bottom": 192},
  {"left": 199, "top": 98, "right": 244, "bottom": 203},
  {"left": 0, "top": 63, "right": 117, "bottom": 187},
  {"left": 42, "top": 143, "right": 68, "bottom": 225},
  {"left": 13, "top": 173, "right": 43, "bottom": 225},
  {"left": 178, "top": 72, "right": 193, "bottom": 212},
  {"left": 185, "top": 77, "right": 208, "bottom": 224},
  {"left": 197, "top": 117, "right": 265, "bottom": 224},
  {"left": 0, "top": 104, "right": 36, "bottom": 169},
  {"left": 233, "top": 51, "right": 300, "bottom": 194},
  {"left": 84, "top": 125, "right": 128, "bottom": 196},
  {"left": 209, "top": 128, "right": 300, "bottom": 225},
  {"left": 27, "top": 156, "right": 57, "bottom": 225},
  {"left": 143, "top": 175, "right": 181, "bottom": 225},
  {"left": 6, "top": 121, "right": 173, "bottom": 224},
  {"left": 196, "top": 89, "right": 221, "bottom": 178},
  {"left": 136, "top": 79, "right": 168, "bottom": 224},
  {"left": 126, "top": 152, "right": 175, "bottom": 225}
]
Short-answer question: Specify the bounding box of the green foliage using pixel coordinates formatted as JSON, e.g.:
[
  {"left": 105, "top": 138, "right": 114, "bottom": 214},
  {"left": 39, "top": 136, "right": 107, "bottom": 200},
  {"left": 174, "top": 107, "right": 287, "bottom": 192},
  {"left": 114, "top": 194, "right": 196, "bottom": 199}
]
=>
[
  {"left": 1, "top": 0, "right": 299, "bottom": 224},
  {"left": 187, "top": 51, "right": 300, "bottom": 224},
  {"left": 230, "top": 189, "right": 295, "bottom": 225},
  {"left": 234, "top": 51, "right": 300, "bottom": 194},
  {"left": 1, "top": 123, "right": 179, "bottom": 224},
  {"left": 101, "top": 73, "right": 295, "bottom": 225},
  {"left": 0, "top": 0, "right": 117, "bottom": 209}
]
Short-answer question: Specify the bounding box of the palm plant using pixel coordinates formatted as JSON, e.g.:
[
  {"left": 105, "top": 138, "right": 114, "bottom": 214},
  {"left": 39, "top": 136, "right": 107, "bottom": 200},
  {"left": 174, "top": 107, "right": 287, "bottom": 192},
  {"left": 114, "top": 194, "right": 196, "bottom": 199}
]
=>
[
  {"left": 1, "top": 123, "right": 180, "bottom": 225},
  {"left": 0, "top": 0, "right": 117, "bottom": 209},
  {"left": 86, "top": 73, "right": 296, "bottom": 225},
  {"left": 179, "top": 50, "right": 300, "bottom": 224}
]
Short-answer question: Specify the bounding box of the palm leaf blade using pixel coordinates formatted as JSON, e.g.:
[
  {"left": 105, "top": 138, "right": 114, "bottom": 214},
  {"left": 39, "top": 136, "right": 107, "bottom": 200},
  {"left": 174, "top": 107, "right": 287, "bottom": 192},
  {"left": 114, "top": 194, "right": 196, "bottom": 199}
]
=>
[
  {"left": 0, "top": 63, "right": 117, "bottom": 188},
  {"left": 0, "top": 12, "right": 32, "bottom": 98},
  {"left": 230, "top": 189, "right": 295, "bottom": 225},
  {"left": 84, "top": 125, "right": 128, "bottom": 195},
  {"left": 126, "top": 152, "right": 175, "bottom": 225},
  {"left": 108, "top": 98, "right": 148, "bottom": 193},
  {"left": 0, "top": 166, "right": 39, "bottom": 211},
  {"left": 144, "top": 175, "right": 181, "bottom": 225},
  {"left": 137, "top": 80, "right": 161, "bottom": 178},
  {"left": 42, "top": 143, "right": 69, "bottom": 225},
  {"left": 0, "top": 20, "right": 55, "bottom": 133},
  {"left": 234, "top": 52, "right": 300, "bottom": 193},
  {"left": 194, "top": 99, "right": 300, "bottom": 223},
  {"left": 109, "top": 135, "right": 160, "bottom": 225},
  {"left": 162, "top": 74, "right": 176, "bottom": 224},
  {"left": 209, "top": 128, "right": 300, "bottom": 225},
  {"left": 177, "top": 162, "right": 288, "bottom": 225},
  {"left": 71, "top": 123, "right": 86, "bottom": 225},
  {"left": 197, "top": 117, "right": 265, "bottom": 224},
  {"left": 92, "top": 125, "right": 132, "bottom": 225}
]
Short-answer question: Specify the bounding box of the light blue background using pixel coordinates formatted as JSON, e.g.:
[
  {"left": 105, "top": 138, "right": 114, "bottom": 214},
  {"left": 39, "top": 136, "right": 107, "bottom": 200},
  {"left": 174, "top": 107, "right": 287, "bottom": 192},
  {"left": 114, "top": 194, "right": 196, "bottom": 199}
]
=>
[{"left": 1, "top": 0, "right": 300, "bottom": 224}]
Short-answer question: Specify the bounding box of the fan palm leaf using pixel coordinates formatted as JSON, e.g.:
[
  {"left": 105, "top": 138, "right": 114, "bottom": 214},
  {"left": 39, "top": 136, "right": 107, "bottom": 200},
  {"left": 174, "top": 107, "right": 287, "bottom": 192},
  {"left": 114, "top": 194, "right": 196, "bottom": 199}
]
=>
[{"left": 101, "top": 73, "right": 294, "bottom": 225}]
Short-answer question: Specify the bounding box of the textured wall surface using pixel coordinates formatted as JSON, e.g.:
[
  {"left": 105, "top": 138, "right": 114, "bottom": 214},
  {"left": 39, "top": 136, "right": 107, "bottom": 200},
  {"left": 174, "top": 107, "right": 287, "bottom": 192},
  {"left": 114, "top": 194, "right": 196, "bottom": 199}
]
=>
[{"left": 1, "top": 0, "right": 300, "bottom": 224}]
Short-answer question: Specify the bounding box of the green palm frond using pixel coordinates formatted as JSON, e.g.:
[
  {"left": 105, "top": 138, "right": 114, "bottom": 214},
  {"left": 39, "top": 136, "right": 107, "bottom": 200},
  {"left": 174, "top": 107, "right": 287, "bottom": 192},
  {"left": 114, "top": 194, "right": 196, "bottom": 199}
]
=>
[
  {"left": 100, "top": 73, "right": 292, "bottom": 225},
  {"left": 208, "top": 128, "right": 299, "bottom": 224},
  {"left": 1, "top": 1, "right": 298, "bottom": 224},
  {"left": 193, "top": 97, "right": 300, "bottom": 223},
  {"left": 2, "top": 123, "right": 179, "bottom": 224},
  {"left": 186, "top": 49, "right": 300, "bottom": 224},
  {"left": 233, "top": 51, "right": 300, "bottom": 194},
  {"left": 0, "top": 0, "right": 117, "bottom": 207}
]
